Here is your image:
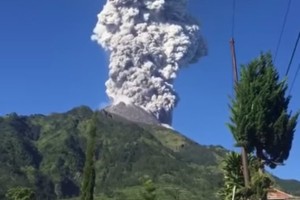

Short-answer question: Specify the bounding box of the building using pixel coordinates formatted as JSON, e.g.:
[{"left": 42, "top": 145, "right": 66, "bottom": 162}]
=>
[{"left": 268, "top": 188, "right": 300, "bottom": 200}]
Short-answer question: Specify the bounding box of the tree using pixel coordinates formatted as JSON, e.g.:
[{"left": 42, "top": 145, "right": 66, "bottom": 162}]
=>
[
  {"left": 6, "top": 187, "right": 36, "bottom": 200},
  {"left": 228, "top": 53, "right": 299, "bottom": 169},
  {"left": 80, "top": 115, "right": 97, "bottom": 200},
  {"left": 140, "top": 176, "right": 157, "bottom": 200},
  {"left": 218, "top": 152, "right": 273, "bottom": 200}
]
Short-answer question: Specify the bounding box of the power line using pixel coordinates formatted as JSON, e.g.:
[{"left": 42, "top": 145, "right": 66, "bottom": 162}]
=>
[
  {"left": 289, "top": 64, "right": 300, "bottom": 95},
  {"left": 285, "top": 32, "right": 300, "bottom": 76},
  {"left": 274, "top": 0, "right": 292, "bottom": 62}
]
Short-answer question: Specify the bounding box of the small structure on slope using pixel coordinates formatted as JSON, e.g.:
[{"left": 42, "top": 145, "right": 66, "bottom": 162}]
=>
[{"left": 268, "top": 188, "right": 300, "bottom": 200}]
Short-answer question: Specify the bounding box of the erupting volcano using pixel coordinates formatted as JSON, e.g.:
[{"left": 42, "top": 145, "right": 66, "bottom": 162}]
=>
[{"left": 92, "top": 0, "right": 207, "bottom": 125}]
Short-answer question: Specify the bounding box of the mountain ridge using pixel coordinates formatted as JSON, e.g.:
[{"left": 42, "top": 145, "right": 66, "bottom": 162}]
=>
[
  {"left": 103, "top": 102, "right": 161, "bottom": 126},
  {"left": 0, "top": 106, "right": 299, "bottom": 199}
]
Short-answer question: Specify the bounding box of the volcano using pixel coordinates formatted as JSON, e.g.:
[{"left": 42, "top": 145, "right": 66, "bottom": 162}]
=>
[
  {"left": 0, "top": 106, "right": 299, "bottom": 199},
  {"left": 103, "top": 102, "right": 161, "bottom": 126}
]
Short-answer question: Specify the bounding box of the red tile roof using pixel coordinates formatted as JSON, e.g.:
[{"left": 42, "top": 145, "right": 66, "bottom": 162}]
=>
[{"left": 267, "top": 188, "right": 295, "bottom": 200}]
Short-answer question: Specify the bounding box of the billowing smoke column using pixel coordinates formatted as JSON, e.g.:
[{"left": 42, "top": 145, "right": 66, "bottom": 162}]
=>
[{"left": 92, "top": 0, "right": 207, "bottom": 125}]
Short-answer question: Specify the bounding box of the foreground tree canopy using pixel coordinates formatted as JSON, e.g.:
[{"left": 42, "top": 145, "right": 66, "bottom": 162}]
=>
[{"left": 228, "top": 53, "right": 299, "bottom": 168}]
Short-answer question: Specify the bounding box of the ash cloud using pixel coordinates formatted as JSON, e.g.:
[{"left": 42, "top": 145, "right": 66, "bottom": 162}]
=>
[{"left": 92, "top": 0, "right": 207, "bottom": 125}]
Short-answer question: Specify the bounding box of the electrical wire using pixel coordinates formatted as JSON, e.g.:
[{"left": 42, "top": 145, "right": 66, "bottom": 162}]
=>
[
  {"left": 274, "top": 0, "right": 292, "bottom": 62},
  {"left": 285, "top": 32, "right": 300, "bottom": 76},
  {"left": 289, "top": 64, "right": 300, "bottom": 95}
]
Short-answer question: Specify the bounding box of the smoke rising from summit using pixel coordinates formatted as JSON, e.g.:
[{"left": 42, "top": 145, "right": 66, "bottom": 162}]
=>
[{"left": 92, "top": 0, "right": 207, "bottom": 125}]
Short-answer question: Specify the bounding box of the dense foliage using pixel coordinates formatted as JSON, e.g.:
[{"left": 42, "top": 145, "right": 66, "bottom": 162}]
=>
[
  {"left": 140, "top": 176, "right": 157, "bottom": 200},
  {"left": 0, "top": 106, "right": 299, "bottom": 199},
  {"left": 228, "top": 53, "right": 299, "bottom": 168},
  {"left": 80, "top": 116, "right": 97, "bottom": 200},
  {"left": 6, "top": 186, "right": 36, "bottom": 200},
  {"left": 218, "top": 152, "right": 273, "bottom": 200}
]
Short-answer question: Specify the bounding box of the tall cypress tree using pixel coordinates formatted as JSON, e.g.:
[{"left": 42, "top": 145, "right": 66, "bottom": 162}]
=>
[
  {"left": 228, "top": 53, "right": 299, "bottom": 168},
  {"left": 81, "top": 115, "right": 97, "bottom": 200}
]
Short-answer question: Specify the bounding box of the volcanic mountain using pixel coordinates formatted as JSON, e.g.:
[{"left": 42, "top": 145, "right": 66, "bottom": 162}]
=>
[
  {"left": 0, "top": 106, "right": 299, "bottom": 200},
  {"left": 103, "top": 102, "right": 161, "bottom": 126}
]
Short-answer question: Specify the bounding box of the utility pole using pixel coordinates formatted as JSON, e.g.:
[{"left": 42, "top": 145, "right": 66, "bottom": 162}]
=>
[{"left": 229, "top": 38, "right": 250, "bottom": 187}]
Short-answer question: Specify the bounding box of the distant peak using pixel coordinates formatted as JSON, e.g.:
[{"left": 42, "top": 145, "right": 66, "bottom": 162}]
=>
[{"left": 103, "top": 102, "right": 161, "bottom": 126}]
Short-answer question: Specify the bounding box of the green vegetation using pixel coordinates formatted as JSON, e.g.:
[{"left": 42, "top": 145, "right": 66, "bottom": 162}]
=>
[
  {"left": 228, "top": 53, "right": 299, "bottom": 168},
  {"left": 140, "top": 176, "right": 157, "bottom": 200},
  {"left": 80, "top": 116, "right": 97, "bottom": 200},
  {"left": 6, "top": 186, "right": 36, "bottom": 200},
  {"left": 224, "top": 53, "right": 299, "bottom": 199},
  {"left": 0, "top": 106, "right": 299, "bottom": 199},
  {"left": 218, "top": 152, "right": 272, "bottom": 200}
]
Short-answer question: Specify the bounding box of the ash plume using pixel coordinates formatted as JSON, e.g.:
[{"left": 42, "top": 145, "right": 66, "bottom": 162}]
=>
[{"left": 92, "top": 0, "right": 207, "bottom": 125}]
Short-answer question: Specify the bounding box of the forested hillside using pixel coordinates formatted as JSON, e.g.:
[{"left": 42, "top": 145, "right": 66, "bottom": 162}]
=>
[{"left": 0, "top": 106, "right": 299, "bottom": 199}]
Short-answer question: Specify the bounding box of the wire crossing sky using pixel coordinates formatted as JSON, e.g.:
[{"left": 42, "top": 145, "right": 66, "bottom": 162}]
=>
[{"left": 273, "top": 0, "right": 292, "bottom": 62}]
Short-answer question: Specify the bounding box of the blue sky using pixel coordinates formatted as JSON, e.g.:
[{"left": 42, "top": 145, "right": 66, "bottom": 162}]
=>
[{"left": 1, "top": 0, "right": 299, "bottom": 180}]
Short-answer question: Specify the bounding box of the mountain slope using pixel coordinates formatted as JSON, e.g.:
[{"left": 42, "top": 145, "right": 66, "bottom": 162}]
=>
[{"left": 0, "top": 106, "right": 299, "bottom": 199}]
